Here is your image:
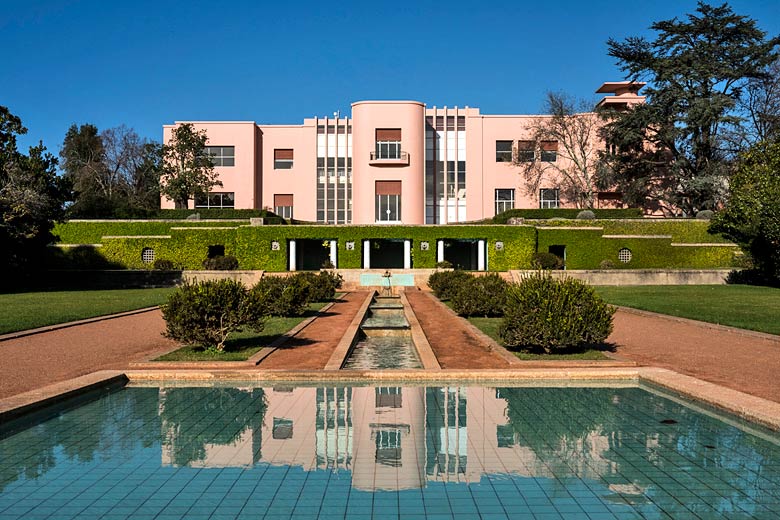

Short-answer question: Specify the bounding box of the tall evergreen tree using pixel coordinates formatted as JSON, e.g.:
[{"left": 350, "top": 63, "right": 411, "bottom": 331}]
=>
[{"left": 599, "top": 2, "right": 780, "bottom": 215}]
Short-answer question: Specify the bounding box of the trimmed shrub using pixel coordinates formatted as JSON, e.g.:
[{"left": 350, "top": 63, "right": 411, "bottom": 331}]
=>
[
  {"left": 531, "top": 252, "right": 564, "bottom": 270},
  {"left": 450, "top": 273, "right": 509, "bottom": 317},
  {"left": 252, "top": 275, "right": 311, "bottom": 316},
  {"left": 427, "top": 269, "right": 474, "bottom": 300},
  {"left": 499, "top": 274, "right": 615, "bottom": 353},
  {"left": 576, "top": 210, "right": 596, "bottom": 220},
  {"left": 153, "top": 259, "right": 177, "bottom": 270},
  {"left": 492, "top": 208, "right": 642, "bottom": 222},
  {"left": 435, "top": 260, "right": 453, "bottom": 269},
  {"left": 695, "top": 210, "right": 715, "bottom": 220},
  {"left": 293, "top": 271, "right": 343, "bottom": 302},
  {"left": 202, "top": 255, "right": 239, "bottom": 270},
  {"left": 161, "top": 280, "right": 266, "bottom": 352}
]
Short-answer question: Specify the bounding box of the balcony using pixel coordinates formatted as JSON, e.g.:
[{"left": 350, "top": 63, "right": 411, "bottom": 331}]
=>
[{"left": 369, "top": 150, "right": 409, "bottom": 166}]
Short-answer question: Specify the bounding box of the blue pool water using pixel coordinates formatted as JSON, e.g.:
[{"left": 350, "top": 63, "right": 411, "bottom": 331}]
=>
[{"left": 1, "top": 383, "right": 780, "bottom": 519}]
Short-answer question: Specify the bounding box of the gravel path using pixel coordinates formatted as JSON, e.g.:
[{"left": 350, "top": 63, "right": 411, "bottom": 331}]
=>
[
  {"left": 0, "top": 310, "right": 176, "bottom": 399},
  {"left": 610, "top": 309, "right": 780, "bottom": 403}
]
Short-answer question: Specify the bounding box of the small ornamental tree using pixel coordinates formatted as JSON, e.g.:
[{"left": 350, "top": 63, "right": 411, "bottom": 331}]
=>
[
  {"left": 499, "top": 273, "right": 615, "bottom": 353},
  {"left": 160, "top": 123, "right": 221, "bottom": 209},
  {"left": 161, "top": 279, "right": 266, "bottom": 351}
]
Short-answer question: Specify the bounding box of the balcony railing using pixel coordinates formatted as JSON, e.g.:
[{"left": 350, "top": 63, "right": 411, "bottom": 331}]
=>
[{"left": 369, "top": 151, "right": 409, "bottom": 165}]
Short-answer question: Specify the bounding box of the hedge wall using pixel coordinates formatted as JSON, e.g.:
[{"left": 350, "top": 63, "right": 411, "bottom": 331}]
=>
[
  {"left": 528, "top": 219, "right": 731, "bottom": 244},
  {"left": 53, "top": 220, "right": 248, "bottom": 245},
  {"left": 536, "top": 227, "right": 738, "bottom": 269},
  {"left": 493, "top": 208, "right": 642, "bottom": 222},
  {"left": 51, "top": 219, "right": 736, "bottom": 271},
  {"left": 88, "top": 225, "right": 537, "bottom": 271},
  {"left": 68, "top": 208, "right": 284, "bottom": 221}
]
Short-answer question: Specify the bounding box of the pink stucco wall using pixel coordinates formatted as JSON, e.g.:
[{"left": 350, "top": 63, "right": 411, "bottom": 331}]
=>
[
  {"left": 257, "top": 123, "right": 317, "bottom": 220},
  {"left": 351, "top": 101, "right": 426, "bottom": 224},
  {"left": 161, "top": 122, "right": 257, "bottom": 209}
]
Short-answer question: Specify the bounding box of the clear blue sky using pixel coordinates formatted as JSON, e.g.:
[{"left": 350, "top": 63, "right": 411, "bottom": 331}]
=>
[{"left": 2, "top": 0, "right": 778, "bottom": 156}]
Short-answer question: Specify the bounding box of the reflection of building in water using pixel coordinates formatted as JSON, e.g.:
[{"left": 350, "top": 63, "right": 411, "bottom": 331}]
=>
[
  {"left": 351, "top": 386, "right": 426, "bottom": 491},
  {"left": 158, "top": 385, "right": 634, "bottom": 490}
]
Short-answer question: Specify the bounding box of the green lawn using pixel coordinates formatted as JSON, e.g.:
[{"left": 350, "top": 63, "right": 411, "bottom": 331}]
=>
[
  {"left": 0, "top": 288, "right": 175, "bottom": 334},
  {"left": 466, "top": 317, "right": 611, "bottom": 360},
  {"left": 594, "top": 285, "right": 780, "bottom": 335},
  {"left": 155, "top": 301, "right": 331, "bottom": 362}
]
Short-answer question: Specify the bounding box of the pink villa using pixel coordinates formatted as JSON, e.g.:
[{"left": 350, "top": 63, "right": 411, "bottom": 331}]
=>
[{"left": 162, "top": 82, "right": 645, "bottom": 224}]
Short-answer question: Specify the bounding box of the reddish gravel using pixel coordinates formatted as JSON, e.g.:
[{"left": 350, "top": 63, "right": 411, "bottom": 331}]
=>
[
  {"left": 405, "top": 291, "right": 510, "bottom": 369},
  {"left": 259, "top": 291, "right": 370, "bottom": 369},
  {"left": 0, "top": 310, "right": 176, "bottom": 399},
  {"left": 610, "top": 309, "right": 780, "bottom": 403}
]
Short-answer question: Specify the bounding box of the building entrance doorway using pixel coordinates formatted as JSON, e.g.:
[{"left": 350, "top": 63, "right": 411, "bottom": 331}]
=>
[
  {"left": 368, "top": 239, "right": 406, "bottom": 269},
  {"left": 443, "top": 239, "right": 479, "bottom": 270}
]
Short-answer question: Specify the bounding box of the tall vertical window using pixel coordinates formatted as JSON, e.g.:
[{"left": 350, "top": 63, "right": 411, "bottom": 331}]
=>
[
  {"left": 203, "top": 146, "right": 235, "bottom": 167},
  {"left": 375, "top": 181, "right": 401, "bottom": 222},
  {"left": 517, "top": 141, "right": 535, "bottom": 162},
  {"left": 274, "top": 149, "right": 294, "bottom": 169},
  {"left": 195, "top": 192, "right": 235, "bottom": 208},
  {"left": 375, "top": 129, "right": 402, "bottom": 159},
  {"left": 495, "top": 141, "right": 512, "bottom": 162},
  {"left": 495, "top": 189, "right": 515, "bottom": 215},
  {"left": 274, "top": 194, "right": 294, "bottom": 219},
  {"left": 539, "top": 188, "right": 560, "bottom": 209},
  {"left": 541, "top": 140, "right": 558, "bottom": 162}
]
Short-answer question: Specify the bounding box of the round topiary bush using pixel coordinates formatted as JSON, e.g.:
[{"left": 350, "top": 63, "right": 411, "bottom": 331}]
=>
[
  {"left": 435, "top": 260, "right": 453, "bottom": 269},
  {"left": 499, "top": 274, "right": 615, "bottom": 353},
  {"left": 161, "top": 279, "right": 266, "bottom": 352},
  {"left": 153, "top": 258, "right": 177, "bottom": 270},
  {"left": 695, "top": 209, "right": 715, "bottom": 220},
  {"left": 427, "top": 269, "right": 474, "bottom": 300},
  {"left": 531, "top": 252, "right": 564, "bottom": 270},
  {"left": 450, "top": 273, "right": 509, "bottom": 317},
  {"left": 576, "top": 209, "right": 596, "bottom": 219},
  {"left": 599, "top": 259, "right": 616, "bottom": 269}
]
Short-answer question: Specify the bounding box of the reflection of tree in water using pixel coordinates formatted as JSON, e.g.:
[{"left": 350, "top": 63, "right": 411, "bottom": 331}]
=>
[
  {"left": 497, "top": 387, "right": 780, "bottom": 518},
  {"left": 0, "top": 388, "right": 161, "bottom": 492},
  {"left": 160, "top": 387, "right": 266, "bottom": 467}
]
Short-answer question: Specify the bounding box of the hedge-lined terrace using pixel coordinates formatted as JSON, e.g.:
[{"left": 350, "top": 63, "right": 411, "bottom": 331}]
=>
[{"left": 50, "top": 218, "right": 737, "bottom": 271}]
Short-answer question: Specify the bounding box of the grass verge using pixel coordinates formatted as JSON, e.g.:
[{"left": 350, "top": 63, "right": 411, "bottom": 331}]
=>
[
  {"left": 0, "top": 288, "right": 174, "bottom": 335},
  {"left": 155, "top": 300, "right": 331, "bottom": 361},
  {"left": 594, "top": 285, "right": 780, "bottom": 336}
]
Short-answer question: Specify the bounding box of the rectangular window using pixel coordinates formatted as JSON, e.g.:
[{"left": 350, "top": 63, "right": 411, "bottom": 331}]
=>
[
  {"left": 194, "top": 192, "right": 235, "bottom": 208},
  {"left": 375, "top": 129, "right": 402, "bottom": 159},
  {"left": 495, "top": 189, "right": 515, "bottom": 215},
  {"left": 539, "top": 188, "right": 560, "bottom": 209},
  {"left": 517, "top": 140, "right": 535, "bottom": 162},
  {"left": 496, "top": 141, "right": 512, "bottom": 162},
  {"left": 274, "top": 149, "right": 294, "bottom": 169},
  {"left": 203, "top": 146, "right": 235, "bottom": 167},
  {"left": 375, "top": 181, "right": 401, "bottom": 222},
  {"left": 274, "top": 194, "right": 293, "bottom": 219},
  {"left": 541, "top": 140, "right": 558, "bottom": 162}
]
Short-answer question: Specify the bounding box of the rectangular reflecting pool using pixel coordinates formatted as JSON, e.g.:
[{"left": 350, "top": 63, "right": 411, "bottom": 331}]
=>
[{"left": 1, "top": 382, "right": 780, "bottom": 519}]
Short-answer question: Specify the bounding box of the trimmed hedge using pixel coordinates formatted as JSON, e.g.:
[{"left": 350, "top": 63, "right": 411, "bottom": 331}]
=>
[
  {"left": 493, "top": 208, "right": 642, "bottom": 222},
  {"left": 51, "top": 219, "right": 736, "bottom": 271},
  {"left": 536, "top": 227, "right": 738, "bottom": 269},
  {"left": 71, "top": 208, "right": 284, "bottom": 221},
  {"left": 531, "top": 218, "right": 732, "bottom": 243}
]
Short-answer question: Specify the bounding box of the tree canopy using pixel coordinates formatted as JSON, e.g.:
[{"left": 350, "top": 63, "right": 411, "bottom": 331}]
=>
[
  {"left": 159, "top": 124, "right": 220, "bottom": 209},
  {"left": 600, "top": 2, "right": 780, "bottom": 215},
  {"left": 710, "top": 140, "right": 780, "bottom": 284},
  {"left": 0, "top": 106, "right": 69, "bottom": 281}
]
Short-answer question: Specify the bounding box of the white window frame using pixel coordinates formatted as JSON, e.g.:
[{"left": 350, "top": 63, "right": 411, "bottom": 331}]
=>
[
  {"left": 203, "top": 146, "right": 235, "bottom": 167},
  {"left": 494, "top": 189, "right": 515, "bottom": 215},
  {"left": 194, "top": 192, "right": 235, "bottom": 208},
  {"left": 375, "top": 141, "right": 401, "bottom": 159},
  {"left": 375, "top": 194, "right": 401, "bottom": 223},
  {"left": 275, "top": 205, "right": 293, "bottom": 219},
  {"left": 539, "top": 188, "right": 560, "bottom": 209}
]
